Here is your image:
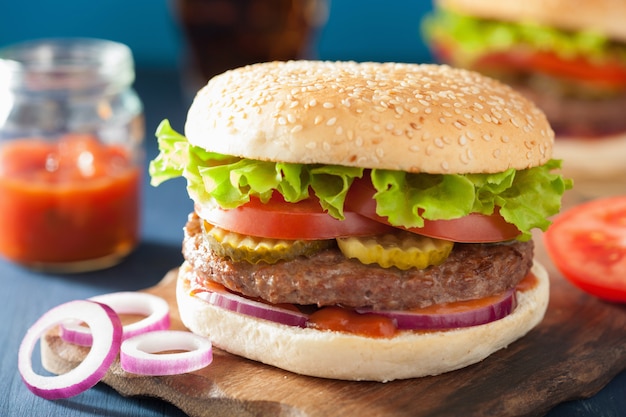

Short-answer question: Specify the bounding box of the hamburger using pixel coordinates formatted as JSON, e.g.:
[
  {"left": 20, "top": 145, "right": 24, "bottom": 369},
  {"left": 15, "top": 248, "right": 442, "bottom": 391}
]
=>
[
  {"left": 422, "top": 0, "right": 626, "bottom": 195},
  {"left": 149, "top": 60, "right": 571, "bottom": 381}
]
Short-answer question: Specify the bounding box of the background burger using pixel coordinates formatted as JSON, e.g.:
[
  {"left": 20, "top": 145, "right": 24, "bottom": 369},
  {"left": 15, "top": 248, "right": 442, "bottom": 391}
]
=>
[
  {"left": 422, "top": 0, "right": 626, "bottom": 197},
  {"left": 149, "top": 60, "right": 571, "bottom": 382}
]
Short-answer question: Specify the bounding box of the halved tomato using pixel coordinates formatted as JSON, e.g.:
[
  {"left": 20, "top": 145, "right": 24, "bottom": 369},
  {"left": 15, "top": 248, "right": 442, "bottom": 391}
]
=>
[
  {"left": 195, "top": 194, "right": 395, "bottom": 241},
  {"left": 544, "top": 196, "right": 626, "bottom": 303},
  {"left": 345, "top": 177, "right": 521, "bottom": 243}
]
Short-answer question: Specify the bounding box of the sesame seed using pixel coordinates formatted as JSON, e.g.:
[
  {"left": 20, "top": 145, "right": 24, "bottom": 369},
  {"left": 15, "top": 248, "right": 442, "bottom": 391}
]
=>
[
  {"left": 314, "top": 115, "right": 323, "bottom": 125},
  {"left": 323, "top": 102, "right": 335, "bottom": 109},
  {"left": 326, "top": 117, "right": 337, "bottom": 126},
  {"left": 278, "top": 116, "right": 287, "bottom": 125},
  {"left": 309, "top": 99, "right": 317, "bottom": 107},
  {"left": 291, "top": 125, "right": 303, "bottom": 133}
]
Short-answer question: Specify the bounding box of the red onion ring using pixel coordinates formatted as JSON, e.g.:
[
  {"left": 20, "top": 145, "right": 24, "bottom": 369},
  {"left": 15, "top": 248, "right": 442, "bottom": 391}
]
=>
[
  {"left": 194, "top": 284, "right": 517, "bottom": 331},
  {"left": 120, "top": 330, "right": 213, "bottom": 376},
  {"left": 356, "top": 289, "right": 517, "bottom": 330},
  {"left": 60, "top": 292, "right": 170, "bottom": 346},
  {"left": 18, "top": 300, "right": 122, "bottom": 400},
  {"left": 194, "top": 288, "right": 308, "bottom": 328}
]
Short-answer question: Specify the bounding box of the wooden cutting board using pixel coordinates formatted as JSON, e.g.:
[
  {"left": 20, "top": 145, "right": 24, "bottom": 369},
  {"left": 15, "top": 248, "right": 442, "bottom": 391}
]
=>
[{"left": 41, "top": 233, "right": 626, "bottom": 417}]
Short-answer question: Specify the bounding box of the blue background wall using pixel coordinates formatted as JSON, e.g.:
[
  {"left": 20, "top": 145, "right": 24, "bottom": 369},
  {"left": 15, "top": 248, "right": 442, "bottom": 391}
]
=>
[{"left": 0, "top": 1, "right": 434, "bottom": 69}]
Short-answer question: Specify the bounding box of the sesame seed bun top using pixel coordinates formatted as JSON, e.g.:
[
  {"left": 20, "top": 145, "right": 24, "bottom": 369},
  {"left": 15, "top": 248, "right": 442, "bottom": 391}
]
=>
[
  {"left": 437, "top": 0, "right": 626, "bottom": 42},
  {"left": 185, "top": 61, "right": 554, "bottom": 174}
]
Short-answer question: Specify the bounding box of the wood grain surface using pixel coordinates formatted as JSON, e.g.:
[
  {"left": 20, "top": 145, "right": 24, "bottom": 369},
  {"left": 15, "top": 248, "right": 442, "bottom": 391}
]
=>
[{"left": 41, "top": 231, "right": 626, "bottom": 417}]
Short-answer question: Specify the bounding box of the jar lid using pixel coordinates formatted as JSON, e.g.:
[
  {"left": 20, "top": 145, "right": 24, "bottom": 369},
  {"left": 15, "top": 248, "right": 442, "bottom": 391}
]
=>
[{"left": 0, "top": 38, "right": 135, "bottom": 93}]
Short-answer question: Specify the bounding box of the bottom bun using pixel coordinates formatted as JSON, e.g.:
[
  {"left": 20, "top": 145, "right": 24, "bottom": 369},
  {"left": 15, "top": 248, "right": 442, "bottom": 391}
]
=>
[
  {"left": 177, "top": 261, "right": 550, "bottom": 382},
  {"left": 553, "top": 132, "right": 626, "bottom": 203}
]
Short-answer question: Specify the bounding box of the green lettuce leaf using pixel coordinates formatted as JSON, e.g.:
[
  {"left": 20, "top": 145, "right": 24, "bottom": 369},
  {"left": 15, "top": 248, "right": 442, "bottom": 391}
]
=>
[
  {"left": 149, "top": 120, "right": 363, "bottom": 219},
  {"left": 149, "top": 120, "right": 572, "bottom": 241},
  {"left": 370, "top": 162, "right": 572, "bottom": 241},
  {"left": 421, "top": 9, "right": 622, "bottom": 65}
]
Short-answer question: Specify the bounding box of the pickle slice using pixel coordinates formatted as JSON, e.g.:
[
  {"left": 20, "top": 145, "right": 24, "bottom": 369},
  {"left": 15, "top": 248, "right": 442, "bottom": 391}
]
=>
[
  {"left": 337, "top": 231, "right": 454, "bottom": 270},
  {"left": 202, "top": 221, "right": 332, "bottom": 264}
]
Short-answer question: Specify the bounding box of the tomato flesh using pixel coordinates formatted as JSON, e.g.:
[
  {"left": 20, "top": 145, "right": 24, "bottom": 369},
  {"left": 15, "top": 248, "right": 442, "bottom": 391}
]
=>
[
  {"left": 433, "top": 41, "right": 626, "bottom": 89},
  {"left": 544, "top": 196, "right": 626, "bottom": 303},
  {"left": 476, "top": 50, "right": 626, "bottom": 88},
  {"left": 196, "top": 194, "right": 395, "bottom": 241},
  {"left": 345, "top": 177, "right": 521, "bottom": 243},
  {"left": 198, "top": 176, "right": 521, "bottom": 243}
]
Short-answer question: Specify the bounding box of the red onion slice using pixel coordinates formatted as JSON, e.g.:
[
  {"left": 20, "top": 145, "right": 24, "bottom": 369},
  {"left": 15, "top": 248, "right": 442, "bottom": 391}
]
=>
[
  {"left": 18, "top": 300, "right": 122, "bottom": 400},
  {"left": 60, "top": 292, "right": 170, "bottom": 346},
  {"left": 120, "top": 330, "right": 213, "bottom": 376},
  {"left": 194, "top": 288, "right": 308, "bottom": 328},
  {"left": 356, "top": 289, "right": 517, "bottom": 330}
]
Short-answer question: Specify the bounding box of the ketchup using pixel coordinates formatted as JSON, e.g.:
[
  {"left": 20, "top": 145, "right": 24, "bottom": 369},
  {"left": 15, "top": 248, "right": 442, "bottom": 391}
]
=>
[
  {"left": 308, "top": 273, "right": 539, "bottom": 337},
  {"left": 0, "top": 135, "right": 140, "bottom": 271}
]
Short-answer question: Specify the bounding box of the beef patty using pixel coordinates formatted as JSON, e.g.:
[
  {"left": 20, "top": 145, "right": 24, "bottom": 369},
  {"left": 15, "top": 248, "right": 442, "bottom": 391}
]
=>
[{"left": 183, "top": 213, "right": 534, "bottom": 310}]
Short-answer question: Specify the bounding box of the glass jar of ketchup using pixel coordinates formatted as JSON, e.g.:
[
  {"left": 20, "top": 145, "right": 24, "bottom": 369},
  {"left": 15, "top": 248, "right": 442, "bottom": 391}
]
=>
[{"left": 0, "top": 38, "right": 144, "bottom": 272}]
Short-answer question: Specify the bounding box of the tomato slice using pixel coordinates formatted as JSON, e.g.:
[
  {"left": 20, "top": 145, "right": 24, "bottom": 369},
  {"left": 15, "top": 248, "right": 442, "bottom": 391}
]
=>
[
  {"left": 195, "top": 194, "right": 396, "bottom": 241},
  {"left": 345, "top": 177, "right": 521, "bottom": 243},
  {"left": 544, "top": 196, "right": 626, "bottom": 303},
  {"left": 433, "top": 40, "right": 626, "bottom": 88},
  {"left": 476, "top": 49, "right": 626, "bottom": 88}
]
